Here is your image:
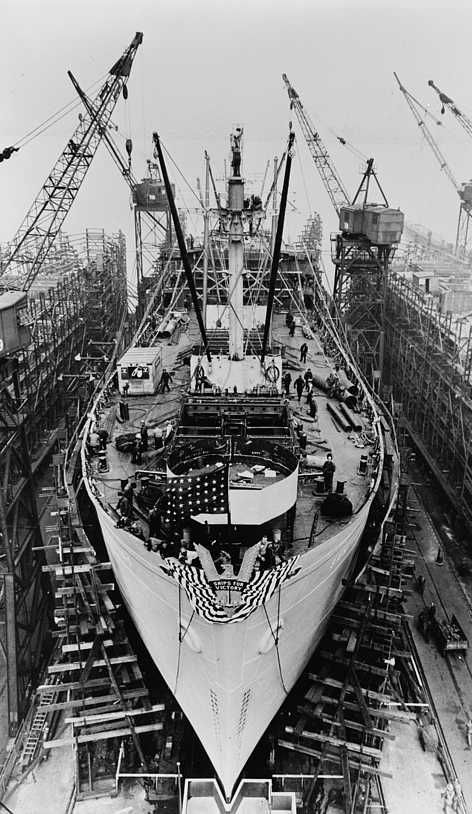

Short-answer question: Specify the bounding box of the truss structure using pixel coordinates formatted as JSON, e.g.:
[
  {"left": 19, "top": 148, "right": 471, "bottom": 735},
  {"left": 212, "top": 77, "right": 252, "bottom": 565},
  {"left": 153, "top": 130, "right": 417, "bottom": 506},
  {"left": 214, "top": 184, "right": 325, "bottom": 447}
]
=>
[
  {"left": 383, "top": 272, "right": 472, "bottom": 531},
  {"left": 0, "top": 230, "right": 128, "bottom": 736}
]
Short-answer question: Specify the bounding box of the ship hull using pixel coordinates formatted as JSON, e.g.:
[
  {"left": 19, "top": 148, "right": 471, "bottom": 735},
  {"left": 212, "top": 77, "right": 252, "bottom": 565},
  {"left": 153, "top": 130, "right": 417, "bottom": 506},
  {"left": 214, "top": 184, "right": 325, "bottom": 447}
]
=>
[{"left": 86, "top": 479, "right": 373, "bottom": 795}]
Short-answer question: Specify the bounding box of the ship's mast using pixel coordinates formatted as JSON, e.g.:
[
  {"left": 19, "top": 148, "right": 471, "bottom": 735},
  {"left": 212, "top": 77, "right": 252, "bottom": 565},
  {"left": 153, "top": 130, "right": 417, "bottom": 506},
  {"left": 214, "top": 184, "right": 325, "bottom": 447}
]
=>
[{"left": 228, "top": 128, "right": 245, "bottom": 360}]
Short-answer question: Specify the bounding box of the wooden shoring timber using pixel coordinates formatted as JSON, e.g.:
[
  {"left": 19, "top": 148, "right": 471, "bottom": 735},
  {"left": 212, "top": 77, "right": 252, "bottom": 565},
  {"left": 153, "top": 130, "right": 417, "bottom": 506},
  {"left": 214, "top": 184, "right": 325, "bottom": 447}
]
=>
[
  {"left": 38, "top": 688, "right": 149, "bottom": 712},
  {"left": 38, "top": 677, "right": 113, "bottom": 693},
  {"left": 55, "top": 582, "right": 114, "bottom": 597},
  {"left": 308, "top": 675, "right": 392, "bottom": 705},
  {"left": 284, "top": 726, "right": 383, "bottom": 759},
  {"left": 42, "top": 562, "right": 112, "bottom": 575},
  {"left": 100, "top": 636, "right": 148, "bottom": 770},
  {"left": 65, "top": 703, "right": 165, "bottom": 726},
  {"left": 48, "top": 654, "right": 137, "bottom": 673},
  {"left": 308, "top": 693, "right": 415, "bottom": 723},
  {"left": 303, "top": 742, "right": 329, "bottom": 809},
  {"left": 62, "top": 639, "right": 114, "bottom": 654},
  {"left": 319, "top": 650, "right": 391, "bottom": 680},
  {"left": 348, "top": 666, "right": 377, "bottom": 730},
  {"left": 341, "top": 745, "right": 352, "bottom": 813},
  {"left": 333, "top": 621, "right": 401, "bottom": 647},
  {"left": 44, "top": 721, "right": 163, "bottom": 749},
  {"left": 345, "top": 582, "right": 403, "bottom": 599},
  {"left": 338, "top": 600, "right": 410, "bottom": 623},
  {"left": 277, "top": 740, "right": 393, "bottom": 778},
  {"left": 296, "top": 705, "right": 395, "bottom": 742}
]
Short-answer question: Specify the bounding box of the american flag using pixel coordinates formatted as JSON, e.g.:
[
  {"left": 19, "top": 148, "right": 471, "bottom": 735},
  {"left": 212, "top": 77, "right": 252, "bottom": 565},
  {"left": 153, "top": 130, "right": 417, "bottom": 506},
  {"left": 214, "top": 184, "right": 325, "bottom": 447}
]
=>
[
  {"left": 161, "top": 556, "right": 300, "bottom": 624},
  {"left": 163, "top": 463, "right": 229, "bottom": 522}
]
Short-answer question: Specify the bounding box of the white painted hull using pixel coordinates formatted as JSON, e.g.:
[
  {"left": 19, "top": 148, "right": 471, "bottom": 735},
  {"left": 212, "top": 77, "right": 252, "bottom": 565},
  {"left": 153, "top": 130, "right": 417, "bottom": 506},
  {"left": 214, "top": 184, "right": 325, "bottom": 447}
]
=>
[{"left": 86, "top": 483, "right": 373, "bottom": 796}]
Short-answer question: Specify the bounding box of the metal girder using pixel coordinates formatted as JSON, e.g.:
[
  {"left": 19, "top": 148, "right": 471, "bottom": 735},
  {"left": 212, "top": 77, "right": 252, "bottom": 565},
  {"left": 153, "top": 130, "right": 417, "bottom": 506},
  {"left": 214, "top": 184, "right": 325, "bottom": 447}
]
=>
[{"left": 332, "top": 236, "right": 391, "bottom": 388}]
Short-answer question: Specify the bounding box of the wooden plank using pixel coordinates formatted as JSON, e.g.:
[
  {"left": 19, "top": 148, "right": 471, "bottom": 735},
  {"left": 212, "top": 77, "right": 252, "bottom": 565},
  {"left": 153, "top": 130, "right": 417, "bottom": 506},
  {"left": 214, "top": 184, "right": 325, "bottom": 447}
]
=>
[
  {"left": 55, "top": 583, "right": 114, "bottom": 597},
  {"left": 38, "top": 677, "right": 111, "bottom": 693},
  {"left": 65, "top": 703, "right": 165, "bottom": 726},
  {"left": 61, "top": 639, "right": 114, "bottom": 654},
  {"left": 341, "top": 746, "right": 352, "bottom": 814},
  {"left": 38, "top": 689, "right": 149, "bottom": 712},
  {"left": 284, "top": 727, "right": 382, "bottom": 758},
  {"left": 319, "top": 651, "right": 389, "bottom": 680},
  {"left": 307, "top": 675, "right": 391, "bottom": 704},
  {"left": 297, "top": 706, "right": 395, "bottom": 741},
  {"left": 42, "top": 563, "right": 111, "bottom": 575},
  {"left": 44, "top": 721, "right": 163, "bottom": 749},
  {"left": 277, "top": 740, "right": 392, "bottom": 779},
  {"left": 48, "top": 654, "right": 136, "bottom": 674}
]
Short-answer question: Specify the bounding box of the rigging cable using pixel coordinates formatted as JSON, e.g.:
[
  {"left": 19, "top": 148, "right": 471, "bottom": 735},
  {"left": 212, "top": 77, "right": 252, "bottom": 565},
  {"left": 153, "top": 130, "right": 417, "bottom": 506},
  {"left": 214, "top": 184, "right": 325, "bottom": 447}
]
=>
[
  {"left": 263, "top": 591, "right": 288, "bottom": 695},
  {"left": 12, "top": 72, "right": 108, "bottom": 150}
]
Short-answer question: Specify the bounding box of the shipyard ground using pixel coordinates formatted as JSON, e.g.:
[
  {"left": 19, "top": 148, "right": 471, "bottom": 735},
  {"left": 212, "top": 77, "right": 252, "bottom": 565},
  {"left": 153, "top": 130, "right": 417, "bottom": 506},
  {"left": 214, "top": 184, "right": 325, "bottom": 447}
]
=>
[{"left": 3, "top": 465, "right": 472, "bottom": 813}]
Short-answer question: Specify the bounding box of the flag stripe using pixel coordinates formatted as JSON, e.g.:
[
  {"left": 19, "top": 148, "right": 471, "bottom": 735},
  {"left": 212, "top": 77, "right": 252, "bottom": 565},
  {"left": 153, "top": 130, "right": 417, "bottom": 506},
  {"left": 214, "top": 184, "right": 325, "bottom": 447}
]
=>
[{"left": 161, "top": 556, "right": 300, "bottom": 624}]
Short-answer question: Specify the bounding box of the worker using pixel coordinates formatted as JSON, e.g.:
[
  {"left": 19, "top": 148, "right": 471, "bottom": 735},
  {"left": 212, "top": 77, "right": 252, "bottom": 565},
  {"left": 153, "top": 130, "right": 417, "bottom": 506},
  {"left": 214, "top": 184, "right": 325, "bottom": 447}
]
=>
[
  {"left": 88, "top": 427, "right": 100, "bottom": 455},
  {"left": 131, "top": 435, "right": 143, "bottom": 465},
  {"left": 116, "top": 493, "right": 131, "bottom": 519},
  {"left": 123, "top": 480, "right": 136, "bottom": 507},
  {"left": 160, "top": 368, "right": 173, "bottom": 393},
  {"left": 304, "top": 369, "right": 313, "bottom": 390},
  {"left": 153, "top": 424, "right": 164, "bottom": 450},
  {"left": 441, "top": 782, "right": 454, "bottom": 813},
  {"left": 466, "top": 716, "right": 472, "bottom": 749},
  {"left": 283, "top": 371, "right": 292, "bottom": 396},
  {"left": 309, "top": 396, "right": 318, "bottom": 420},
  {"left": 289, "top": 320, "right": 296, "bottom": 337},
  {"left": 194, "top": 362, "right": 205, "bottom": 392},
  {"left": 322, "top": 453, "right": 336, "bottom": 492},
  {"left": 165, "top": 420, "right": 174, "bottom": 441},
  {"left": 416, "top": 574, "right": 426, "bottom": 596},
  {"left": 299, "top": 342, "right": 308, "bottom": 364},
  {"left": 98, "top": 428, "right": 109, "bottom": 450},
  {"left": 452, "top": 779, "right": 462, "bottom": 812},
  {"left": 295, "top": 375, "right": 305, "bottom": 402},
  {"left": 140, "top": 421, "right": 149, "bottom": 451}
]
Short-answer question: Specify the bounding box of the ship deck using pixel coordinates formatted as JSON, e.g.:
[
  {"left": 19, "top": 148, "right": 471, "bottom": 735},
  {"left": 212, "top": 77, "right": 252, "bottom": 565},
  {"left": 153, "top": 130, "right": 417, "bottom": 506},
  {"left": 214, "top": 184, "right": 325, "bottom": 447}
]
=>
[{"left": 86, "top": 310, "right": 377, "bottom": 562}]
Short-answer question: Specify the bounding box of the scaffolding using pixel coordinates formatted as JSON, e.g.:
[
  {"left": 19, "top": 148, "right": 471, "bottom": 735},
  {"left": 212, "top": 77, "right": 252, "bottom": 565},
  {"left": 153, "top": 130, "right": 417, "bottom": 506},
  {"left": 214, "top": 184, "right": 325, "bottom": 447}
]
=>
[
  {"left": 0, "top": 230, "right": 129, "bottom": 738},
  {"left": 383, "top": 271, "right": 472, "bottom": 531}
]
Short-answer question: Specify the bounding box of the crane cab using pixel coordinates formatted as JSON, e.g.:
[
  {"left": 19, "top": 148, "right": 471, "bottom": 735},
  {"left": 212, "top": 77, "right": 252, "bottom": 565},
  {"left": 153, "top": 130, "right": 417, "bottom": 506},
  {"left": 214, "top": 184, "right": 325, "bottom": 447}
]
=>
[
  {"left": 0, "top": 292, "right": 30, "bottom": 357},
  {"left": 339, "top": 204, "right": 404, "bottom": 245}
]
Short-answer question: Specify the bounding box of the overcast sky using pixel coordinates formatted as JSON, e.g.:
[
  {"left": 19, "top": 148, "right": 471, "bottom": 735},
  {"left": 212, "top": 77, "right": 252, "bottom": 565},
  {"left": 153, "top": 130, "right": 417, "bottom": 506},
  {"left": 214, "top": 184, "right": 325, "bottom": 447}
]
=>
[{"left": 2, "top": 0, "right": 472, "bottom": 278}]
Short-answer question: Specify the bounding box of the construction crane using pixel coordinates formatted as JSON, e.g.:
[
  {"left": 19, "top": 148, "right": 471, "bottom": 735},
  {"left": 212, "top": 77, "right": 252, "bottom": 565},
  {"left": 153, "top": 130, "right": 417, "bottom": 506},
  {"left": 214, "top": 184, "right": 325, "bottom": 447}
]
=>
[
  {"left": 282, "top": 74, "right": 403, "bottom": 387},
  {"left": 428, "top": 79, "right": 472, "bottom": 140},
  {"left": 282, "top": 73, "right": 350, "bottom": 216},
  {"left": 1, "top": 32, "right": 143, "bottom": 292},
  {"left": 394, "top": 72, "right": 472, "bottom": 260}
]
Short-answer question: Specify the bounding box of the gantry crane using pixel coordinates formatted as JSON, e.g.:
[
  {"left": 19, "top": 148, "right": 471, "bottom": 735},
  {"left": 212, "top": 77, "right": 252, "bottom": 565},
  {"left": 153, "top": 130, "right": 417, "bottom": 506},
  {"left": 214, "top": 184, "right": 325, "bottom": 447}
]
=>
[
  {"left": 394, "top": 72, "right": 472, "bottom": 261},
  {"left": 1, "top": 32, "right": 143, "bottom": 292},
  {"left": 283, "top": 74, "right": 403, "bottom": 386}
]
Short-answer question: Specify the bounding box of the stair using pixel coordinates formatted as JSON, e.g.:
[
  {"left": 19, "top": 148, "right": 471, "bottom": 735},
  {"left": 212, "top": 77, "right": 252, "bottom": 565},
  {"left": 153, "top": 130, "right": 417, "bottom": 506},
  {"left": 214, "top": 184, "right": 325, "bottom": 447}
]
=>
[{"left": 20, "top": 683, "right": 57, "bottom": 767}]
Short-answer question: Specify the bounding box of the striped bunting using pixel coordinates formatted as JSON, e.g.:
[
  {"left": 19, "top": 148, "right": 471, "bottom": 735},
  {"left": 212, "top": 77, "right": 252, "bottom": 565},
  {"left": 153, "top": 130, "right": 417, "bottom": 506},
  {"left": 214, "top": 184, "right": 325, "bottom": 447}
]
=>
[{"left": 160, "top": 555, "right": 300, "bottom": 624}]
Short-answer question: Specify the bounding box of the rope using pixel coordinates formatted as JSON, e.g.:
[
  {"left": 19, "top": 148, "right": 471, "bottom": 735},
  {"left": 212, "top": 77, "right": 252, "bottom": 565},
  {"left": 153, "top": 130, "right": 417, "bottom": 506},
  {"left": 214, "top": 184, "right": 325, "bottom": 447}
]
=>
[
  {"left": 173, "top": 583, "right": 196, "bottom": 695},
  {"left": 263, "top": 598, "right": 289, "bottom": 695},
  {"left": 173, "top": 582, "right": 183, "bottom": 695}
]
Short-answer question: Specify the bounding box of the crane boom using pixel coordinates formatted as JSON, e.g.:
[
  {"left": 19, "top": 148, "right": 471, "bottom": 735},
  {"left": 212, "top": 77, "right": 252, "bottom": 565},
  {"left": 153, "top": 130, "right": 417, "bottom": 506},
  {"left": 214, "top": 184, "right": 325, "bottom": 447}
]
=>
[
  {"left": 282, "top": 73, "right": 349, "bottom": 215},
  {"left": 428, "top": 79, "right": 472, "bottom": 141},
  {"left": 2, "top": 32, "right": 143, "bottom": 291},
  {"left": 394, "top": 72, "right": 460, "bottom": 192}
]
